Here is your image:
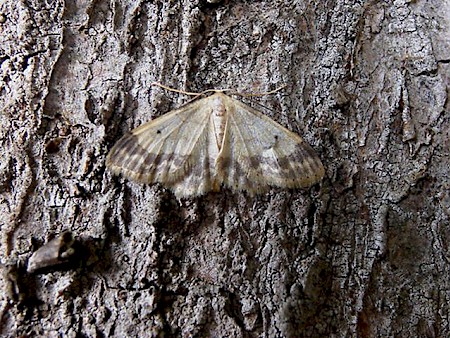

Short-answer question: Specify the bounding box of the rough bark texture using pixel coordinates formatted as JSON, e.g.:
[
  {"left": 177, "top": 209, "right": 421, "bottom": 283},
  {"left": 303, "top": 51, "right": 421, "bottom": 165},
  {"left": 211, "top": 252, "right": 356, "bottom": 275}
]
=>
[{"left": 1, "top": 0, "right": 449, "bottom": 337}]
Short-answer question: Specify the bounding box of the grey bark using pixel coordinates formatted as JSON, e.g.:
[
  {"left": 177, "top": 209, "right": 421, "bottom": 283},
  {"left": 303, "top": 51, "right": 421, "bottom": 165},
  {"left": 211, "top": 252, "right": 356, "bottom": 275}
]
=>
[{"left": 1, "top": 0, "right": 449, "bottom": 337}]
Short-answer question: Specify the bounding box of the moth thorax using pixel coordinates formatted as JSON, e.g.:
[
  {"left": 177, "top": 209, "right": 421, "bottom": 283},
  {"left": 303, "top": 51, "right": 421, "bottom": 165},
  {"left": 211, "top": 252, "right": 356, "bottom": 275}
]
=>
[{"left": 211, "top": 96, "right": 228, "bottom": 150}]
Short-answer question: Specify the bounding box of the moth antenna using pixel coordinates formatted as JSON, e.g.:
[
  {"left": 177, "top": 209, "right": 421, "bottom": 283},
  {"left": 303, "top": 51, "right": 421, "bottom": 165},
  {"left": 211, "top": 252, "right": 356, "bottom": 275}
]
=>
[
  {"left": 152, "top": 82, "right": 286, "bottom": 98},
  {"left": 230, "top": 84, "right": 287, "bottom": 97},
  {"left": 152, "top": 82, "right": 233, "bottom": 100},
  {"left": 151, "top": 82, "right": 202, "bottom": 96}
]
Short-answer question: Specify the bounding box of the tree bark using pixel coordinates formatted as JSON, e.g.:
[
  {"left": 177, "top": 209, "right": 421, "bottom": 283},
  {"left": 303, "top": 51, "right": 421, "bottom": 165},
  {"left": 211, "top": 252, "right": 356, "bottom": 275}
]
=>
[{"left": 1, "top": 0, "right": 449, "bottom": 337}]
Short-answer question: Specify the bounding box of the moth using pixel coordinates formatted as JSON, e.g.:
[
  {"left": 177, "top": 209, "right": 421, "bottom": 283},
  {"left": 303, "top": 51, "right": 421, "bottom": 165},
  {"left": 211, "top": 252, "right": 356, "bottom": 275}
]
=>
[{"left": 106, "top": 87, "right": 325, "bottom": 198}]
